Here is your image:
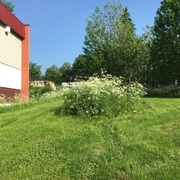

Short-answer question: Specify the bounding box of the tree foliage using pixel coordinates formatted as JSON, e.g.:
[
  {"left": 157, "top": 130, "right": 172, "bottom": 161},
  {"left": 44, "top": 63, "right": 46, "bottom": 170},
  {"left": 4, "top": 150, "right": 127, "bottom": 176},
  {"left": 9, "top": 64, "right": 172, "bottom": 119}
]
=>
[
  {"left": 59, "top": 62, "right": 72, "bottom": 82},
  {"left": 0, "top": 0, "right": 14, "bottom": 12},
  {"left": 44, "top": 63, "right": 72, "bottom": 85},
  {"left": 44, "top": 65, "right": 61, "bottom": 85},
  {"left": 72, "top": 1, "right": 146, "bottom": 82},
  {"left": 72, "top": 54, "right": 88, "bottom": 79},
  {"left": 151, "top": 0, "right": 180, "bottom": 85},
  {"left": 29, "top": 62, "right": 42, "bottom": 81},
  {"left": 140, "top": 26, "right": 154, "bottom": 85},
  {"left": 29, "top": 0, "right": 180, "bottom": 91}
]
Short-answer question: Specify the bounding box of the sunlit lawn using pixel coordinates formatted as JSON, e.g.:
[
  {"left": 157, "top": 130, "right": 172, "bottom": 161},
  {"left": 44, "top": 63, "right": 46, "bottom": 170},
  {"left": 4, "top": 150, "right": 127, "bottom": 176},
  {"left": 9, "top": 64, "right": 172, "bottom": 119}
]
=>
[{"left": 0, "top": 97, "right": 180, "bottom": 179}]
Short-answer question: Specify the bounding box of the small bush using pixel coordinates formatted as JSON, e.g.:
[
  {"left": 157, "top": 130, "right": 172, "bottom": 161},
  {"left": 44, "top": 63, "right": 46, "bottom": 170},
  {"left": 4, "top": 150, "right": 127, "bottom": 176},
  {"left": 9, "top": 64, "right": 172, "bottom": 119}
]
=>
[
  {"left": 62, "top": 73, "right": 146, "bottom": 118},
  {"left": 29, "top": 85, "right": 54, "bottom": 100},
  {"left": 145, "top": 85, "right": 180, "bottom": 98}
]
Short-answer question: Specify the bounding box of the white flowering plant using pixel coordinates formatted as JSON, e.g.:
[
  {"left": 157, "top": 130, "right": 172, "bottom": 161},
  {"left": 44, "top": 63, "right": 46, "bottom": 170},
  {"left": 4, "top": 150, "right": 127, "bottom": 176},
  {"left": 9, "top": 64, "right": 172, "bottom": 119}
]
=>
[
  {"left": 62, "top": 72, "right": 146, "bottom": 118},
  {"left": 29, "top": 90, "right": 63, "bottom": 102}
]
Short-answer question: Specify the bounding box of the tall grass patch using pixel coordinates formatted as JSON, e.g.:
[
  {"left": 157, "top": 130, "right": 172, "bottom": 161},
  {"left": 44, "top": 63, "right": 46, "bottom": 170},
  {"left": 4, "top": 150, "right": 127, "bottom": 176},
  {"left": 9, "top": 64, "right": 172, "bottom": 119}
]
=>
[{"left": 62, "top": 73, "right": 145, "bottom": 117}]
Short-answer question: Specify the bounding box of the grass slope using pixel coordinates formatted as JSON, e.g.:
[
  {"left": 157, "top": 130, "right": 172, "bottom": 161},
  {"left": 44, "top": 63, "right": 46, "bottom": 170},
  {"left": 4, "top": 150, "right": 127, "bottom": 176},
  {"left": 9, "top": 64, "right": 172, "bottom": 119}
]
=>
[{"left": 0, "top": 98, "right": 180, "bottom": 179}]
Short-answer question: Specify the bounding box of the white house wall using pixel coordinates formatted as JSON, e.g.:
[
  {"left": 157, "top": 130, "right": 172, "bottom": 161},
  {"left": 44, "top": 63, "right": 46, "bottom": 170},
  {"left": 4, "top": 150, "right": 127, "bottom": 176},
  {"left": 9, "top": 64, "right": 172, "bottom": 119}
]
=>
[
  {"left": 0, "top": 22, "right": 22, "bottom": 69},
  {"left": 0, "top": 63, "right": 21, "bottom": 90}
]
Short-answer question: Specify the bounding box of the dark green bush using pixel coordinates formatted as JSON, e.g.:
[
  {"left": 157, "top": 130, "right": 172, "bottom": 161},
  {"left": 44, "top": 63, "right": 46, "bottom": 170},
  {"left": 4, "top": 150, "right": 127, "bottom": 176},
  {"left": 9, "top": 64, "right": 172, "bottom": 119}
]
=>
[
  {"left": 145, "top": 85, "right": 180, "bottom": 98},
  {"left": 29, "top": 85, "right": 54, "bottom": 99}
]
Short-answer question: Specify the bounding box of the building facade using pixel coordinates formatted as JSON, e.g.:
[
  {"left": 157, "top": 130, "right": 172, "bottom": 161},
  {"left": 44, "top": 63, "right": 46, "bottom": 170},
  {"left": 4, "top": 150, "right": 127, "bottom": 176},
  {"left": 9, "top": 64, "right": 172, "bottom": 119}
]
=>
[{"left": 0, "top": 3, "right": 30, "bottom": 101}]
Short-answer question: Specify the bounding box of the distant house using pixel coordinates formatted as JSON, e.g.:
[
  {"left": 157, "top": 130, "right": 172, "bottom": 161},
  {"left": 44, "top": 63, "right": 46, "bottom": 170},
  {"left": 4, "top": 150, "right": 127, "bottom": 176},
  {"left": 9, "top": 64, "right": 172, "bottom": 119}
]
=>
[
  {"left": 0, "top": 3, "right": 30, "bottom": 101},
  {"left": 61, "top": 82, "right": 78, "bottom": 89},
  {"left": 30, "top": 80, "right": 56, "bottom": 90}
]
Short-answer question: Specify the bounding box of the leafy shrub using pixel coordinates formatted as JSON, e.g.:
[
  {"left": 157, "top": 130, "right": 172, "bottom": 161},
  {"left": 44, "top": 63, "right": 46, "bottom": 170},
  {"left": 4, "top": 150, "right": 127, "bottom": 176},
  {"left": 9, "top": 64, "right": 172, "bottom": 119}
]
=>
[
  {"left": 33, "top": 90, "right": 63, "bottom": 102},
  {"left": 62, "top": 73, "right": 146, "bottom": 118},
  {"left": 145, "top": 85, "right": 180, "bottom": 98},
  {"left": 29, "top": 85, "right": 54, "bottom": 99}
]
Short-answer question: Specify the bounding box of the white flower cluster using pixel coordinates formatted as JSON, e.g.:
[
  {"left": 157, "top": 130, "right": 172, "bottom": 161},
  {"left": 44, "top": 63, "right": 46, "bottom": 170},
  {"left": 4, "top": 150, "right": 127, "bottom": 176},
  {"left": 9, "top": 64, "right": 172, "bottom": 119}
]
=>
[
  {"left": 29, "top": 90, "right": 63, "bottom": 102},
  {"left": 62, "top": 73, "right": 146, "bottom": 117}
]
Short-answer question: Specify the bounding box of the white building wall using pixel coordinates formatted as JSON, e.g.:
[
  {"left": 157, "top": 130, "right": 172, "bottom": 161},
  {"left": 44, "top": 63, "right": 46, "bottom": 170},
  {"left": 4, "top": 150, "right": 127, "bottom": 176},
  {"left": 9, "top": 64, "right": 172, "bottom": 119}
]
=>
[
  {"left": 0, "top": 21, "right": 22, "bottom": 90},
  {"left": 0, "top": 63, "right": 21, "bottom": 90},
  {"left": 0, "top": 22, "right": 22, "bottom": 69}
]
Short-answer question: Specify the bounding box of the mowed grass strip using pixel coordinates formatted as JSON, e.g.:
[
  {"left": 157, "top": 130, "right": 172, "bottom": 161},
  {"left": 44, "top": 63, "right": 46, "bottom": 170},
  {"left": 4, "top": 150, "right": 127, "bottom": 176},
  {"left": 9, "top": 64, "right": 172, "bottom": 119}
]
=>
[{"left": 0, "top": 98, "right": 180, "bottom": 179}]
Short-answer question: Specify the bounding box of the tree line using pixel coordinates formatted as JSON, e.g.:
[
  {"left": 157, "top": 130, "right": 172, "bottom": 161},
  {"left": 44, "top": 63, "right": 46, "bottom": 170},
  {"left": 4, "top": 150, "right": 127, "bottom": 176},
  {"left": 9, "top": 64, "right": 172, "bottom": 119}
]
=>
[
  {"left": 72, "top": 0, "right": 179, "bottom": 87},
  {"left": 2, "top": 0, "right": 179, "bottom": 87},
  {"left": 30, "top": 62, "right": 72, "bottom": 85}
]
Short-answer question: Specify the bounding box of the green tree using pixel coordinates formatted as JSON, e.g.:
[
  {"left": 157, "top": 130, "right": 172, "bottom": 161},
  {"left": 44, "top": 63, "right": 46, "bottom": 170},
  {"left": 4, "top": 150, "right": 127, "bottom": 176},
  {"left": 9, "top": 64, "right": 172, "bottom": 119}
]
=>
[
  {"left": 59, "top": 62, "right": 72, "bottom": 82},
  {"left": 44, "top": 65, "right": 61, "bottom": 85},
  {"left": 0, "top": 0, "right": 14, "bottom": 12},
  {"left": 112, "top": 7, "right": 143, "bottom": 81},
  {"left": 72, "top": 54, "right": 88, "bottom": 78},
  {"left": 151, "top": 0, "right": 180, "bottom": 86},
  {"left": 29, "top": 62, "right": 42, "bottom": 81},
  {"left": 140, "top": 26, "right": 154, "bottom": 85},
  {"left": 81, "top": 1, "right": 144, "bottom": 81}
]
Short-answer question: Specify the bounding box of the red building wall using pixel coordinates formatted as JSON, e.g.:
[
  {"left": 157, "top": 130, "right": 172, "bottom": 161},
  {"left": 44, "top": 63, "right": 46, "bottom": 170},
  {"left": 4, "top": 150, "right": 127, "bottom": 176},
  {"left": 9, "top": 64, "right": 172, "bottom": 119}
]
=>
[
  {"left": 0, "top": 3, "right": 30, "bottom": 101},
  {"left": 0, "top": 3, "right": 25, "bottom": 38},
  {"left": 21, "top": 25, "right": 30, "bottom": 101}
]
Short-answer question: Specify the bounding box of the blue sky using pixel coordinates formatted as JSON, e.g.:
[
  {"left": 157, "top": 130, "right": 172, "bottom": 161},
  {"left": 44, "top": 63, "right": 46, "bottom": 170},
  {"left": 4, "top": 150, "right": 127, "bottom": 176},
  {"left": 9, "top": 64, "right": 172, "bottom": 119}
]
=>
[{"left": 11, "top": 0, "right": 161, "bottom": 74}]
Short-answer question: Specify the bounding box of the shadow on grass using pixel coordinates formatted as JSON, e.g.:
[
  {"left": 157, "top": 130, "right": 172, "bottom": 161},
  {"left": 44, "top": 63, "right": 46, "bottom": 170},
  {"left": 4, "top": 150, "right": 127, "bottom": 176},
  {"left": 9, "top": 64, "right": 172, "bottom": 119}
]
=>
[
  {"left": 0, "top": 120, "right": 14, "bottom": 128},
  {"left": 53, "top": 106, "right": 64, "bottom": 116}
]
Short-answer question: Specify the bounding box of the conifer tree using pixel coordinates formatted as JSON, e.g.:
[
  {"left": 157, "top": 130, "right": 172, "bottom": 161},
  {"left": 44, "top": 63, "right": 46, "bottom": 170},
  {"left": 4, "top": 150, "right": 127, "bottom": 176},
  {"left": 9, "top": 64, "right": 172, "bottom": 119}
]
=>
[
  {"left": 151, "top": 0, "right": 180, "bottom": 85},
  {"left": 75, "top": 1, "right": 144, "bottom": 81}
]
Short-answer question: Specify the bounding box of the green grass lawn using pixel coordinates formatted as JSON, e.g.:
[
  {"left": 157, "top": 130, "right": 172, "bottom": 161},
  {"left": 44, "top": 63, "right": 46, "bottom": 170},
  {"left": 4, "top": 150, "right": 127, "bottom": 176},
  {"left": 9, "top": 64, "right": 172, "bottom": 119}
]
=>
[{"left": 0, "top": 97, "right": 180, "bottom": 179}]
